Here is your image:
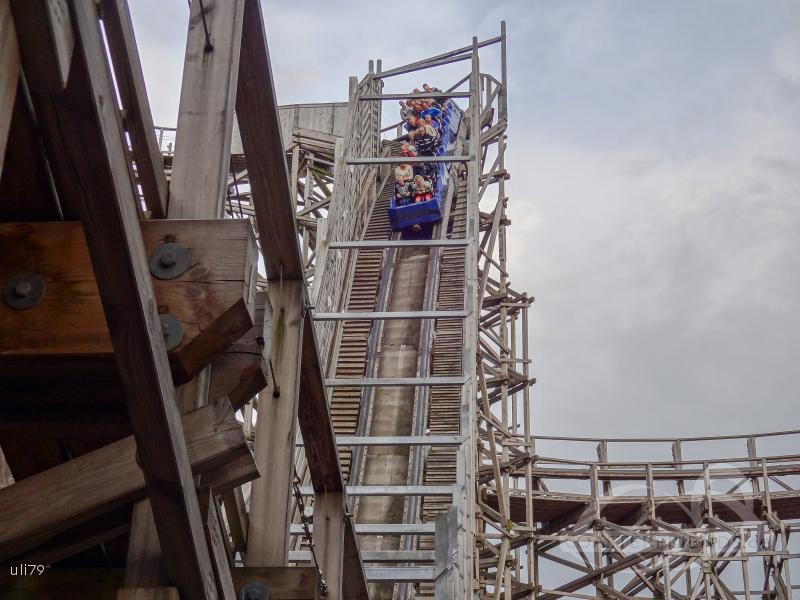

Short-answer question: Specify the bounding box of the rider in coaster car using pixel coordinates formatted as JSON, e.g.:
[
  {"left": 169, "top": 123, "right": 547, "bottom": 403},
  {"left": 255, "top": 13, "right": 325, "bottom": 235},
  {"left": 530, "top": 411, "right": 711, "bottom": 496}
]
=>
[
  {"left": 423, "top": 83, "right": 445, "bottom": 108},
  {"left": 395, "top": 177, "right": 414, "bottom": 206},
  {"left": 395, "top": 162, "right": 414, "bottom": 183},
  {"left": 399, "top": 100, "right": 413, "bottom": 122},
  {"left": 401, "top": 141, "right": 417, "bottom": 158},
  {"left": 413, "top": 175, "right": 433, "bottom": 203},
  {"left": 414, "top": 124, "right": 437, "bottom": 156}
]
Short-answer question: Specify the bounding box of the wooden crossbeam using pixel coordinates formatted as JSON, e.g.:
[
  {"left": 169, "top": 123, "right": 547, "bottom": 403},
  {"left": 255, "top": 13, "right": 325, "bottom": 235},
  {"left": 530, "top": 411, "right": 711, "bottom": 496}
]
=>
[
  {"left": 209, "top": 291, "right": 271, "bottom": 409},
  {"left": 0, "top": 399, "right": 253, "bottom": 563},
  {"left": 0, "top": 220, "right": 257, "bottom": 384},
  {"left": 538, "top": 547, "right": 663, "bottom": 600}
]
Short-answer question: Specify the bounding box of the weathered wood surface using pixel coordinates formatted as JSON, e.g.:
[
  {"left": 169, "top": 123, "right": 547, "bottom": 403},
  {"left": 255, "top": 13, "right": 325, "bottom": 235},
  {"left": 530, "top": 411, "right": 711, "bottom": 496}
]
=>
[
  {"left": 116, "top": 588, "right": 179, "bottom": 600},
  {"left": 312, "top": 491, "right": 344, "bottom": 600},
  {"left": 0, "top": 0, "right": 20, "bottom": 176},
  {"left": 246, "top": 280, "right": 304, "bottom": 567},
  {"left": 169, "top": 0, "right": 244, "bottom": 219},
  {"left": 235, "top": 0, "right": 303, "bottom": 280},
  {"left": 0, "top": 220, "right": 257, "bottom": 383},
  {"left": 298, "top": 310, "right": 345, "bottom": 493},
  {"left": 209, "top": 290, "right": 271, "bottom": 409},
  {"left": 99, "top": 0, "right": 167, "bottom": 218},
  {"left": 8, "top": 0, "right": 72, "bottom": 92},
  {"left": 0, "top": 567, "right": 321, "bottom": 599},
  {"left": 0, "top": 399, "right": 251, "bottom": 563}
]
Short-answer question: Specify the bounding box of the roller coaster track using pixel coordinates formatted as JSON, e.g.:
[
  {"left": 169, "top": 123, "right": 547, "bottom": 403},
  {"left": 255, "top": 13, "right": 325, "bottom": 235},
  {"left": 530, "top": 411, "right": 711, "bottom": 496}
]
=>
[{"left": 275, "top": 24, "right": 800, "bottom": 600}]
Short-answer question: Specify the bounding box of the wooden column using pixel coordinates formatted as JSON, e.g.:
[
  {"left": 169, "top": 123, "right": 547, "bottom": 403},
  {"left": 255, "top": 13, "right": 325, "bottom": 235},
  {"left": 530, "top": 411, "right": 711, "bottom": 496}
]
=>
[
  {"left": 124, "top": 0, "right": 244, "bottom": 593},
  {"left": 170, "top": 0, "right": 244, "bottom": 218},
  {"left": 313, "top": 491, "right": 344, "bottom": 600},
  {"left": 246, "top": 280, "right": 304, "bottom": 566}
]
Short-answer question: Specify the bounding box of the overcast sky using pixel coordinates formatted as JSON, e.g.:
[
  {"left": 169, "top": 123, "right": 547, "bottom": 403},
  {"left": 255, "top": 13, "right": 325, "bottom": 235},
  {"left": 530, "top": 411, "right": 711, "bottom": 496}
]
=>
[{"left": 130, "top": 1, "right": 800, "bottom": 448}]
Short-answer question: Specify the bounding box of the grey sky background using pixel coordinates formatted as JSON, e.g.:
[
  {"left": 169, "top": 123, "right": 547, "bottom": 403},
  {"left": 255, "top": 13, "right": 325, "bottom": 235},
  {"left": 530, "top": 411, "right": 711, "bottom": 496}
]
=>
[{"left": 130, "top": 1, "right": 800, "bottom": 444}]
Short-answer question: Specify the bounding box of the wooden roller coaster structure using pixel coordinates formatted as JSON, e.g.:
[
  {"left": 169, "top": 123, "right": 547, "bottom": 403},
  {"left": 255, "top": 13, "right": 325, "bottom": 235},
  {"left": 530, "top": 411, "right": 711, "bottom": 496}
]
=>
[{"left": 1, "top": 4, "right": 797, "bottom": 600}]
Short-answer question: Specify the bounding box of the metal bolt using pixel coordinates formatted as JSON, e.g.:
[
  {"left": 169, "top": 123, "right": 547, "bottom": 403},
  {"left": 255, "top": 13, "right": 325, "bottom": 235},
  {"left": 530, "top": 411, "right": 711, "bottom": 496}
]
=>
[
  {"left": 159, "top": 251, "right": 177, "bottom": 268},
  {"left": 13, "top": 280, "right": 32, "bottom": 298}
]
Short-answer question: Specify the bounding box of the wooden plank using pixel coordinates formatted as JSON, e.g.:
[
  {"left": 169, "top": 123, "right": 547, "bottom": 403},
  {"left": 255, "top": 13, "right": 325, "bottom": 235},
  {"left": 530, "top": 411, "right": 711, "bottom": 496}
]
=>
[
  {"left": 123, "top": 502, "right": 168, "bottom": 588},
  {"left": 342, "top": 516, "right": 370, "bottom": 600},
  {"left": 169, "top": 0, "right": 244, "bottom": 218},
  {"left": 298, "top": 310, "right": 344, "bottom": 492},
  {"left": 235, "top": 0, "right": 303, "bottom": 280},
  {"left": 4, "top": 506, "right": 131, "bottom": 570},
  {"left": 313, "top": 491, "right": 344, "bottom": 600},
  {"left": 0, "top": 220, "right": 257, "bottom": 383},
  {"left": 232, "top": 567, "right": 322, "bottom": 600},
  {"left": 99, "top": 0, "right": 167, "bottom": 218},
  {"left": 0, "top": 399, "right": 249, "bottom": 563},
  {"left": 198, "top": 451, "right": 260, "bottom": 493},
  {"left": 199, "top": 490, "right": 236, "bottom": 600},
  {"left": 209, "top": 290, "right": 271, "bottom": 409},
  {"left": 221, "top": 488, "right": 248, "bottom": 556},
  {"left": 246, "top": 280, "right": 304, "bottom": 566},
  {"left": 0, "top": 0, "right": 20, "bottom": 176},
  {"left": 8, "top": 0, "right": 72, "bottom": 92}
]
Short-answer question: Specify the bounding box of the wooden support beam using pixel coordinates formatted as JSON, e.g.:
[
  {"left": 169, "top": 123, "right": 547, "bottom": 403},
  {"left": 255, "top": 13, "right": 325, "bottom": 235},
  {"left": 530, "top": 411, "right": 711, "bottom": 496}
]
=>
[
  {"left": 246, "top": 280, "right": 304, "bottom": 566},
  {"left": 199, "top": 490, "right": 236, "bottom": 600},
  {"left": 209, "top": 290, "right": 272, "bottom": 409},
  {"left": 235, "top": 0, "right": 303, "bottom": 280},
  {"left": 123, "top": 502, "right": 168, "bottom": 588},
  {"left": 313, "top": 491, "right": 344, "bottom": 600},
  {"left": 298, "top": 310, "right": 345, "bottom": 492},
  {"left": 0, "top": 399, "right": 252, "bottom": 563},
  {"left": 169, "top": 0, "right": 243, "bottom": 218},
  {"left": 30, "top": 2, "right": 218, "bottom": 593},
  {"left": 99, "top": 0, "right": 168, "bottom": 218},
  {"left": 221, "top": 488, "right": 248, "bottom": 556},
  {"left": 0, "top": 220, "right": 257, "bottom": 383},
  {"left": 342, "top": 516, "right": 370, "bottom": 600},
  {"left": 0, "top": 0, "right": 20, "bottom": 176},
  {"left": 1, "top": 506, "right": 131, "bottom": 573},
  {"left": 9, "top": 0, "right": 73, "bottom": 92}
]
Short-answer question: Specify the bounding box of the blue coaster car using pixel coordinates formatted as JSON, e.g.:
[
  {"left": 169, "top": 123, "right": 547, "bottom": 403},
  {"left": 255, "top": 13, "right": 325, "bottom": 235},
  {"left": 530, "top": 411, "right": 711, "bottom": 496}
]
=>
[
  {"left": 388, "top": 101, "right": 462, "bottom": 232},
  {"left": 389, "top": 194, "right": 444, "bottom": 231}
]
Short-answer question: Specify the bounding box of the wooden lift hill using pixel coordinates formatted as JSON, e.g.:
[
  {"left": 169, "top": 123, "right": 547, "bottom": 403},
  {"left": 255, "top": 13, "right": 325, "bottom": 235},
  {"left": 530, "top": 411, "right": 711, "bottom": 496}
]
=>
[{"left": 0, "top": 0, "right": 365, "bottom": 598}]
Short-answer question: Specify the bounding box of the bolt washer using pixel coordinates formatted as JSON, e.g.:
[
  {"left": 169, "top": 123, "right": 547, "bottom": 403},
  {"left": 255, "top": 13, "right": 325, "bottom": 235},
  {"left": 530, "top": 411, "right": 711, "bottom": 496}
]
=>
[
  {"left": 148, "top": 242, "right": 191, "bottom": 280},
  {"left": 3, "top": 273, "right": 45, "bottom": 310},
  {"left": 238, "top": 582, "right": 270, "bottom": 600},
  {"left": 160, "top": 314, "right": 184, "bottom": 351}
]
